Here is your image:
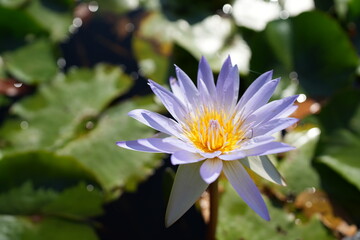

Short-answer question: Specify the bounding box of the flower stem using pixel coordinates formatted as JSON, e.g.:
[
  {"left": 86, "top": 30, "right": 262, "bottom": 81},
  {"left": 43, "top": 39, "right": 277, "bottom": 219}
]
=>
[{"left": 207, "top": 178, "right": 219, "bottom": 240}]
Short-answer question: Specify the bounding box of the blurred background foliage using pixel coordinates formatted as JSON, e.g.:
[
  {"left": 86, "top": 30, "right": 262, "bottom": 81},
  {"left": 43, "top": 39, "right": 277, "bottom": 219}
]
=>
[{"left": 0, "top": 0, "right": 359, "bottom": 239}]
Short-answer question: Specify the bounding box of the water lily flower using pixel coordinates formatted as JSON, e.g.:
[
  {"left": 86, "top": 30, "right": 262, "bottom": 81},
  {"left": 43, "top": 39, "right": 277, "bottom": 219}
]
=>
[{"left": 117, "top": 56, "right": 298, "bottom": 227}]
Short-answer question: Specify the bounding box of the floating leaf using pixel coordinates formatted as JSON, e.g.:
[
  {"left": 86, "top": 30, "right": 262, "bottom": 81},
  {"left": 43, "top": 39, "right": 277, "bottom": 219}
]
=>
[
  {"left": 278, "top": 125, "right": 321, "bottom": 195},
  {"left": 0, "top": 64, "right": 132, "bottom": 155},
  {"left": 3, "top": 39, "right": 58, "bottom": 84},
  {"left": 57, "top": 98, "right": 163, "bottom": 198},
  {"left": 217, "top": 180, "right": 336, "bottom": 240},
  {"left": 0, "top": 215, "right": 99, "bottom": 240}
]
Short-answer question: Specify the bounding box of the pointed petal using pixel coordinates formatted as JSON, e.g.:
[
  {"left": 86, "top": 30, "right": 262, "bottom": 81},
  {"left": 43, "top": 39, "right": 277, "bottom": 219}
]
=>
[
  {"left": 216, "top": 56, "right": 232, "bottom": 96},
  {"left": 253, "top": 118, "right": 298, "bottom": 137},
  {"left": 239, "top": 78, "right": 280, "bottom": 117},
  {"left": 241, "top": 156, "right": 286, "bottom": 186},
  {"left": 128, "top": 109, "right": 181, "bottom": 137},
  {"left": 165, "top": 162, "right": 209, "bottom": 227},
  {"left": 221, "top": 65, "right": 240, "bottom": 109},
  {"left": 163, "top": 138, "right": 198, "bottom": 153},
  {"left": 148, "top": 80, "right": 187, "bottom": 122},
  {"left": 200, "top": 158, "right": 223, "bottom": 184},
  {"left": 245, "top": 142, "right": 295, "bottom": 156},
  {"left": 171, "top": 151, "right": 206, "bottom": 165},
  {"left": 219, "top": 151, "right": 246, "bottom": 161},
  {"left": 169, "top": 77, "right": 186, "bottom": 104},
  {"left": 175, "top": 65, "right": 199, "bottom": 105},
  {"left": 117, "top": 138, "right": 181, "bottom": 153},
  {"left": 274, "top": 104, "right": 298, "bottom": 118},
  {"left": 237, "top": 70, "right": 273, "bottom": 110},
  {"left": 245, "top": 95, "right": 299, "bottom": 126},
  {"left": 223, "top": 161, "right": 270, "bottom": 220},
  {"left": 240, "top": 135, "right": 275, "bottom": 150},
  {"left": 197, "top": 56, "right": 215, "bottom": 96}
]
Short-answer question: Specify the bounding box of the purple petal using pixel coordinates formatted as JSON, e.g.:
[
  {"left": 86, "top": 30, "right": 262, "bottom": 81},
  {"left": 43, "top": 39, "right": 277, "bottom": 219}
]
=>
[
  {"left": 216, "top": 55, "right": 232, "bottom": 96},
  {"left": 197, "top": 56, "right": 215, "bottom": 96},
  {"left": 240, "top": 135, "right": 275, "bottom": 150},
  {"left": 199, "top": 151, "right": 222, "bottom": 158},
  {"left": 148, "top": 80, "right": 187, "bottom": 122},
  {"left": 117, "top": 138, "right": 181, "bottom": 153},
  {"left": 128, "top": 109, "right": 181, "bottom": 137},
  {"left": 223, "top": 161, "right": 270, "bottom": 220},
  {"left": 219, "top": 151, "right": 246, "bottom": 161},
  {"left": 175, "top": 65, "right": 199, "bottom": 106},
  {"left": 253, "top": 118, "right": 298, "bottom": 136},
  {"left": 171, "top": 151, "right": 206, "bottom": 165},
  {"left": 236, "top": 70, "right": 273, "bottom": 111},
  {"left": 245, "top": 95, "right": 299, "bottom": 126},
  {"left": 245, "top": 142, "right": 295, "bottom": 156},
  {"left": 220, "top": 65, "right": 240, "bottom": 110},
  {"left": 169, "top": 77, "right": 186, "bottom": 104},
  {"left": 200, "top": 158, "right": 223, "bottom": 184},
  {"left": 274, "top": 104, "right": 298, "bottom": 118},
  {"left": 165, "top": 162, "right": 208, "bottom": 227},
  {"left": 238, "top": 78, "right": 280, "bottom": 117}
]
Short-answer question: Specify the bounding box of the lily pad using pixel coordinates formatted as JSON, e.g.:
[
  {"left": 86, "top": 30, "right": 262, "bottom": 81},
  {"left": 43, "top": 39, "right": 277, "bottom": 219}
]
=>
[
  {"left": 0, "top": 215, "right": 99, "bottom": 240},
  {"left": 57, "top": 98, "right": 163, "bottom": 198},
  {"left": 217, "top": 180, "right": 336, "bottom": 240},
  {"left": 3, "top": 39, "right": 58, "bottom": 84},
  {"left": 0, "top": 64, "right": 132, "bottom": 155}
]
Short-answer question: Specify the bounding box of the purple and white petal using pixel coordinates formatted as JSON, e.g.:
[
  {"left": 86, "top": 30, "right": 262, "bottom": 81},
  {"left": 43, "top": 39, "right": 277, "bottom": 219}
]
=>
[
  {"left": 197, "top": 56, "right": 216, "bottom": 96},
  {"left": 171, "top": 151, "right": 206, "bottom": 165},
  {"left": 200, "top": 158, "right": 223, "bottom": 184},
  {"left": 117, "top": 138, "right": 182, "bottom": 153},
  {"left": 169, "top": 77, "right": 186, "bottom": 104},
  {"left": 165, "top": 162, "right": 208, "bottom": 227},
  {"left": 245, "top": 95, "right": 299, "bottom": 126},
  {"left": 253, "top": 118, "right": 298, "bottom": 137},
  {"left": 241, "top": 156, "right": 286, "bottom": 186},
  {"left": 163, "top": 137, "right": 198, "bottom": 153},
  {"left": 128, "top": 109, "right": 181, "bottom": 137},
  {"left": 148, "top": 80, "right": 187, "bottom": 122},
  {"left": 219, "top": 151, "right": 246, "bottom": 161},
  {"left": 199, "top": 151, "right": 222, "bottom": 158},
  {"left": 223, "top": 161, "right": 270, "bottom": 220},
  {"left": 220, "top": 65, "right": 240, "bottom": 110},
  {"left": 216, "top": 56, "right": 233, "bottom": 97},
  {"left": 240, "top": 135, "right": 275, "bottom": 150},
  {"left": 238, "top": 79, "right": 280, "bottom": 118},
  {"left": 245, "top": 142, "right": 295, "bottom": 156},
  {"left": 236, "top": 70, "right": 273, "bottom": 111},
  {"left": 175, "top": 65, "right": 199, "bottom": 106},
  {"left": 274, "top": 104, "right": 298, "bottom": 119}
]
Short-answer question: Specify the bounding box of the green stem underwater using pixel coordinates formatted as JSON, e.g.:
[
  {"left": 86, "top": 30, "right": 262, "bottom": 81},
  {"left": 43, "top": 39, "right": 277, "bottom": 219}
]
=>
[{"left": 207, "top": 178, "right": 219, "bottom": 240}]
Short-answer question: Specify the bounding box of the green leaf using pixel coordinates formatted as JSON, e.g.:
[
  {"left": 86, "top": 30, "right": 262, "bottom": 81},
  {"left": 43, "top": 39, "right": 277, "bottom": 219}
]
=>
[
  {"left": 0, "top": 151, "right": 97, "bottom": 192},
  {"left": 3, "top": 39, "right": 58, "bottom": 84},
  {"left": 0, "top": 182, "right": 58, "bottom": 215},
  {"left": 0, "top": 6, "right": 47, "bottom": 51},
  {"left": 42, "top": 182, "right": 103, "bottom": 218},
  {"left": 250, "top": 11, "right": 359, "bottom": 98},
  {"left": 0, "top": 64, "right": 132, "bottom": 154},
  {"left": 0, "top": 215, "right": 99, "bottom": 240},
  {"left": 316, "top": 89, "right": 360, "bottom": 191},
  {"left": 25, "top": 0, "right": 74, "bottom": 41},
  {"left": 0, "top": 0, "right": 27, "bottom": 8},
  {"left": 278, "top": 125, "right": 322, "bottom": 195},
  {"left": 133, "top": 27, "right": 172, "bottom": 84},
  {"left": 57, "top": 98, "right": 163, "bottom": 198},
  {"left": 217, "top": 180, "right": 336, "bottom": 240}
]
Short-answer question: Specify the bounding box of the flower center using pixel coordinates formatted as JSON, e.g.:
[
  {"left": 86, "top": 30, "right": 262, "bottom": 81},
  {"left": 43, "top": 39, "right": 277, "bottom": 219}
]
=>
[{"left": 183, "top": 107, "right": 246, "bottom": 153}]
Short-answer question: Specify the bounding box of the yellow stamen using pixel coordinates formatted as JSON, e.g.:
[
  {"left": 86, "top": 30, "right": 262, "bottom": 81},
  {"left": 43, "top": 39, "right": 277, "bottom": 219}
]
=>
[{"left": 183, "top": 107, "right": 246, "bottom": 153}]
